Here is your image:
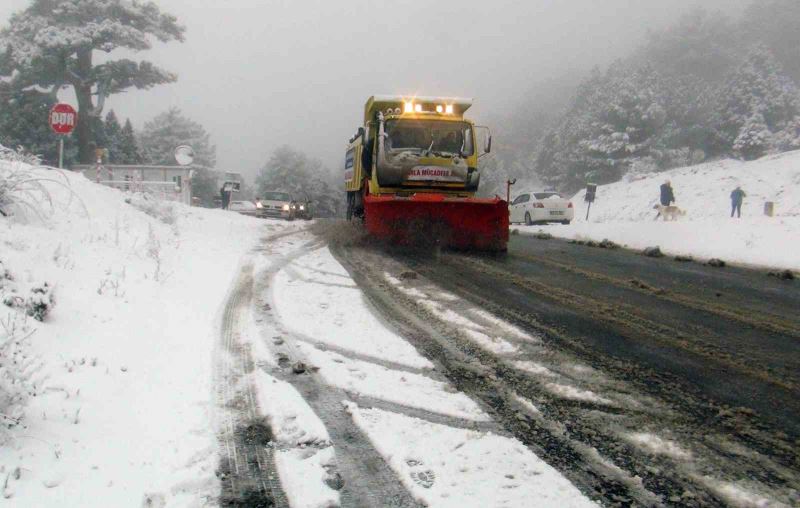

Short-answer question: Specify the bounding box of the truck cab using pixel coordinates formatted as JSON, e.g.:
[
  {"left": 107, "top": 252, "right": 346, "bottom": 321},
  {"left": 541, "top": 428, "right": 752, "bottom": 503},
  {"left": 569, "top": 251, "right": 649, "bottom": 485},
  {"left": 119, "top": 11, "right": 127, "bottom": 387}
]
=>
[{"left": 345, "top": 96, "right": 491, "bottom": 219}]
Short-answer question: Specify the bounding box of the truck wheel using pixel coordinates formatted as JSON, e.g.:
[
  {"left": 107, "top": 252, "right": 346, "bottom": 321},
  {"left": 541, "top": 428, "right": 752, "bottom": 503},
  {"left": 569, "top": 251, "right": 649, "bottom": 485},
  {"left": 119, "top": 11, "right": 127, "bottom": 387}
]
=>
[
  {"left": 525, "top": 212, "right": 533, "bottom": 226},
  {"left": 562, "top": 220, "right": 571, "bottom": 225}
]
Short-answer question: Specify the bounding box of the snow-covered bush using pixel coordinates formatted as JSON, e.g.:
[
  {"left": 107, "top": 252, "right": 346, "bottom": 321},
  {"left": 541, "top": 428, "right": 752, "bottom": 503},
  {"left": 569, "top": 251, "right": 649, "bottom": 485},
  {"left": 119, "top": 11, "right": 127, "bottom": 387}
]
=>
[
  {"left": 733, "top": 113, "right": 772, "bottom": 160},
  {"left": 0, "top": 144, "right": 86, "bottom": 222},
  {"left": 1, "top": 276, "right": 54, "bottom": 322},
  {"left": 126, "top": 193, "right": 178, "bottom": 225},
  {"left": 0, "top": 315, "right": 36, "bottom": 438},
  {"left": 0, "top": 144, "right": 41, "bottom": 166},
  {"left": 0, "top": 263, "right": 40, "bottom": 442},
  {"left": 25, "top": 283, "right": 55, "bottom": 322}
]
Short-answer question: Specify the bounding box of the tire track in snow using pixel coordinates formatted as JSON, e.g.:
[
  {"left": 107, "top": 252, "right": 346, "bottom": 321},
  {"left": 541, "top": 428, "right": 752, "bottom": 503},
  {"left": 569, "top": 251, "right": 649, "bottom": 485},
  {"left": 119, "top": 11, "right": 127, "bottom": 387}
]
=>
[
  {"left": 214, "top": 262, "right": 289, "bottom": 507},
  {"left": 252, "top": 236, "right": 423, "bottom": 508}
]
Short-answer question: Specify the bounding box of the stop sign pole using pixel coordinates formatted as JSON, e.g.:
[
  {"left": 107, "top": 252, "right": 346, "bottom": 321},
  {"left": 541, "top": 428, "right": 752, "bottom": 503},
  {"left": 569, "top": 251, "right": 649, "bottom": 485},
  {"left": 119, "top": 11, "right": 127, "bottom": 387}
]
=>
[{"left": 49, "top": 103, "right": 78, "bottom": 168}]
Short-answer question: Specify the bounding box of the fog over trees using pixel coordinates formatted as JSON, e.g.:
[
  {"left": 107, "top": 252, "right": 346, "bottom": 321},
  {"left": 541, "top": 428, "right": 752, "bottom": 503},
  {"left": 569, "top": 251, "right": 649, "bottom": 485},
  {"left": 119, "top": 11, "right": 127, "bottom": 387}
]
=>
[
  {"left": 4, "top": 0, "right": 798, "bottom": 200},
  {"left": 494, "top": 1, "right": 800, "bottom": 194}
]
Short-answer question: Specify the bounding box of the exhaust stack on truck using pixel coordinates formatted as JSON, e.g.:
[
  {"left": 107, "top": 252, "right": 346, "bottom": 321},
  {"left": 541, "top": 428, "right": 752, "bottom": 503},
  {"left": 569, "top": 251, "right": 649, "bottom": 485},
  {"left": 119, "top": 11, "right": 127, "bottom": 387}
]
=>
[{"left": 345, "top": 95, "right": 508, "bottom": 251}]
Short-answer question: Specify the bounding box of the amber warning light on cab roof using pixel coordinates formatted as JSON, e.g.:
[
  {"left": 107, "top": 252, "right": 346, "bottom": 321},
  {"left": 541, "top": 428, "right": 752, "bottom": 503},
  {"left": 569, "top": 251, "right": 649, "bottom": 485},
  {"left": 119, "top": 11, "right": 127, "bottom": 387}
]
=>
[
  {"left": 402, "top": 101, "right": 453, "bottom": 114},
  {"left": 368, "top": 95, "right": 473, "bottom": 118}
]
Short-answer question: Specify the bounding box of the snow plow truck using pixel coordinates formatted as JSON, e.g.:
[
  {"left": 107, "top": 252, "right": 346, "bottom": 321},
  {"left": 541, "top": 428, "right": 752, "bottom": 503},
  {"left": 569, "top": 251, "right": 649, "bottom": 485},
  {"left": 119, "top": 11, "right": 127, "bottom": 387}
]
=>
[{"left": 345, "top": 95, "right": 508, "bottom": 251}]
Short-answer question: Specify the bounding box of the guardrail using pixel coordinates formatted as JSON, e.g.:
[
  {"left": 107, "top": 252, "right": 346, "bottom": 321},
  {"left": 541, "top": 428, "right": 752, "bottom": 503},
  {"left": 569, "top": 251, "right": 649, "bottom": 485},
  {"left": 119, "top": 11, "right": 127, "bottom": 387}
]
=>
[{"left": 98, "top": 180, "right": 184, "bottom": 202}]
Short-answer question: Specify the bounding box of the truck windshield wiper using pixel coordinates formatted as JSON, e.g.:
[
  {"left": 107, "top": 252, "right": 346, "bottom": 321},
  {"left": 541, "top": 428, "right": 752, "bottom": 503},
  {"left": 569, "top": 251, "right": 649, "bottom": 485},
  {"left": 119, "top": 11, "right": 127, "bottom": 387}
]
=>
[{"left": 423, "top": 138, "right": 434, "bottom": 156}]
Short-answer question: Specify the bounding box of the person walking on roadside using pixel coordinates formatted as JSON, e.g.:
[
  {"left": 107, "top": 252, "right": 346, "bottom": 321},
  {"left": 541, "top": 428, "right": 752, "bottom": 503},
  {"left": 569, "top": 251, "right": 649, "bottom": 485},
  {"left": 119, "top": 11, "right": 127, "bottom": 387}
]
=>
[
  {"left": 730, "top": 185, "right": 746, "bottom": 218},
  {"left": 220, "top": 185, "right": 231, "bottom": 210},
  {"left": 655, "top": 180, "right": 675, "bottom": 219}
]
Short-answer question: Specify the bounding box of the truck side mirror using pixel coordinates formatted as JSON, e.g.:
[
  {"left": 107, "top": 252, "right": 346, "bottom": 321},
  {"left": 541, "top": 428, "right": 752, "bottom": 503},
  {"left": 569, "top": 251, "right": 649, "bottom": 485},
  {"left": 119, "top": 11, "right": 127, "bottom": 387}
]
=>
[{"left": 475, "top": 126, "right": 492, "bottom": 157}]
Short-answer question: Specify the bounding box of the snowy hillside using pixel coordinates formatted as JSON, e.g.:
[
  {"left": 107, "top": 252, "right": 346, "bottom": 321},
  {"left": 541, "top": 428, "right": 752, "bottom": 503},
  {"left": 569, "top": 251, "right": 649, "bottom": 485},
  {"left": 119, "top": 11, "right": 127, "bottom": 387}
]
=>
[
  {"left": 515, "top": 150, "right": 800, "bottom": 270},
  {"left": 0, "top": 158, "right": 273, "bottom": 505}
]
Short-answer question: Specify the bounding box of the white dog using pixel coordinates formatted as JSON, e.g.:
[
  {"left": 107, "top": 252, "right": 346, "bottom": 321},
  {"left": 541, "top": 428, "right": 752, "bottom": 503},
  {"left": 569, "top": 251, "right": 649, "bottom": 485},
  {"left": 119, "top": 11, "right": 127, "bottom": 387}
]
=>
[{"left": 654, "top": 204, "right": 686, "bottom": 221}]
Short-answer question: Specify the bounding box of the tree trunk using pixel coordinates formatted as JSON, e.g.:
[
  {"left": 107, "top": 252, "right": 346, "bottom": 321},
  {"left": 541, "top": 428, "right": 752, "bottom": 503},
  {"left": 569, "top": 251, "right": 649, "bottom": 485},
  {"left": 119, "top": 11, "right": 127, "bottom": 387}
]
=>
[{"left": 74, "top": 49, "right": 94, "bottom": 164}]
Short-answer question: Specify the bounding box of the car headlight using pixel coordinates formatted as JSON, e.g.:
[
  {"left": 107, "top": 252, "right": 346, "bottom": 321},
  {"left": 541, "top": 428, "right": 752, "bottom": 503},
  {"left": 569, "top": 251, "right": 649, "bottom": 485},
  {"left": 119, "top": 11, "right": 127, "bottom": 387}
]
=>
[
  {"left": 299, "top": 205, "right": 305, "bottom": 210},
  {"left": 282, "top": 204, "right": 290, "bottom": 211}
]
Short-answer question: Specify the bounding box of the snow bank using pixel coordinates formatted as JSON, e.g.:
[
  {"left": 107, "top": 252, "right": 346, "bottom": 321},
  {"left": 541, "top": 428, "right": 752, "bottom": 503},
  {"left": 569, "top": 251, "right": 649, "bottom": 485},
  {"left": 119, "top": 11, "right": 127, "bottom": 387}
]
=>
[
  {"left": 516, "top": 150, "right": 800, "bottom": 270},
  {"left": 0, "top": 162, "right": 269, "bottom": 505}
]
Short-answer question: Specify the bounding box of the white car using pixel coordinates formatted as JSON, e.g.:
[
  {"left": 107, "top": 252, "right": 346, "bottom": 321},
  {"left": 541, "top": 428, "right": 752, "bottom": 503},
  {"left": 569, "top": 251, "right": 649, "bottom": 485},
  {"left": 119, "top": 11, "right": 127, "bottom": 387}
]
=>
[
  {"left": 228, "top": 200, "right": 258, "bottom": 215},
  {"left": 510, "top": 191, "right": 574, "bottom": 225}
]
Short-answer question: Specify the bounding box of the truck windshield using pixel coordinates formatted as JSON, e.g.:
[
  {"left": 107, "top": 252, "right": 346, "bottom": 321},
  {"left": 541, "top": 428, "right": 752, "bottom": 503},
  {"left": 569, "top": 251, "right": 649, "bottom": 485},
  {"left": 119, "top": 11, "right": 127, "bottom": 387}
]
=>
[
  {"left": 385, "top": 119, "right": 474, "bottom": 157},
  {"left": 262, "top": 192, "right": 292, "bottom": 201}
]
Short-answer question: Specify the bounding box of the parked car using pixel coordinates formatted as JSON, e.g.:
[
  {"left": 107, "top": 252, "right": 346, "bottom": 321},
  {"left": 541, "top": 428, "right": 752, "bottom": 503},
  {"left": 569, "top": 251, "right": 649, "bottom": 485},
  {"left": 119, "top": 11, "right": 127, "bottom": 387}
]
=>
[
  {"left": 259, "top": 191, "right": 296, "bottom": 220},
  {"left": 509, "top": 191, "right": 574, "bottom": 225}
]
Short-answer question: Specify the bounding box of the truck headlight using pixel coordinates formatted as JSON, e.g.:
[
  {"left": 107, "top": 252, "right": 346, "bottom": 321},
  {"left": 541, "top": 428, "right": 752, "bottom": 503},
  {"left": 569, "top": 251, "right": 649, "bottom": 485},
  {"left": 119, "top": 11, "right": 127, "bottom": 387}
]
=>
[
  {"left": 299, "top": 205, "right": 305, "bottom": 210},
  {"left": 282, "top": 204, "right": 290, "bottom": 211}
]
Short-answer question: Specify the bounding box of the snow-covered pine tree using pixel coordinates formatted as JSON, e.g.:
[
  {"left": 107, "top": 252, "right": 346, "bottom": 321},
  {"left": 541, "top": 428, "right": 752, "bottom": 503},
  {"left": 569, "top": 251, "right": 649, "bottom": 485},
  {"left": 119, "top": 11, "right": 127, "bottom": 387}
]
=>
[
  {"left": 118, "top": 119, "right": 143, "bottom": 164},
  {"left": 139, "top": 108, "right": 216, "bottom": 168},
  {"left": 733, "top": 112, "right": 771, "bottom": 160},
  {"left": 713, "top": 45, "right": 800, "bottom": 156},
  {"left": 103, "top": 110, "right": 123, "bottom": 163},
  {"left": 0, "top": 0, "right": 185, "bottom": 163},
  {"left": 773, "top": 117, "right": 800, "bottom": 152},
  {"left": 538, "top": 63, "right": 680, "bottom": 191}
]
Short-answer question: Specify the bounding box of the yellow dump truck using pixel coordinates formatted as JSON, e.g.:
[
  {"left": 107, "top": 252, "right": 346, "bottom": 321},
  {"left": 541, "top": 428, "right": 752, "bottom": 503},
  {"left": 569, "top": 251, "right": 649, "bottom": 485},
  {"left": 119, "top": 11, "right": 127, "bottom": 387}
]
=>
[{"left": 345, "top": 95, "right": 508, "bottom": 251}]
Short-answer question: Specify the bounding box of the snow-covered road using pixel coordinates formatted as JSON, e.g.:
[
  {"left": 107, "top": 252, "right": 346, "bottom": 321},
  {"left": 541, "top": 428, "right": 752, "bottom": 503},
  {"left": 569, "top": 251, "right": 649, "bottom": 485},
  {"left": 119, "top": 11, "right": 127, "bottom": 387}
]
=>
[{"left": 232, "top": 230, "right": 596, "bottom": 508}]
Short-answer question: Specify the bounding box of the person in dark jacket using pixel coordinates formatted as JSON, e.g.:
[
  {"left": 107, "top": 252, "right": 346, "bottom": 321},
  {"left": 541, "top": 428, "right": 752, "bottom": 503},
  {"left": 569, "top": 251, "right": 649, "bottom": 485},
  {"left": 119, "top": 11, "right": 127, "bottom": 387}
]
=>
[
  {"left": 655, "top": 180, "right": 675, "bottom": 219},
  {"left": 660, "top": 180, "right": 675, "bottom": 206},
  {"left": 730, "top": 185, "right": 746, "bottom": 218},
  {"left": 220, "top": 185, "right": 231, "bottom": 210}
]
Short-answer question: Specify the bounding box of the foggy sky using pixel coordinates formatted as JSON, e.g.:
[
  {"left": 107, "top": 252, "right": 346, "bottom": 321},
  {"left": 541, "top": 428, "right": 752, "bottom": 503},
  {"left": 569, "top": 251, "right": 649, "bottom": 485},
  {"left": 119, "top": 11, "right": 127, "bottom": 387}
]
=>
[{"left": 1, "top": 0, "right": 750, "bottom": 179}]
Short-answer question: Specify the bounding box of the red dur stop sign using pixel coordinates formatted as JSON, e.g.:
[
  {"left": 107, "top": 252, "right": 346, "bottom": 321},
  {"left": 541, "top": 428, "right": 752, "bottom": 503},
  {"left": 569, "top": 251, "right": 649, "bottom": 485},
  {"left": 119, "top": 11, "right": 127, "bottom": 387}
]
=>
[{"left": 49, "top": 103, "right": 77, "bottom": 135}]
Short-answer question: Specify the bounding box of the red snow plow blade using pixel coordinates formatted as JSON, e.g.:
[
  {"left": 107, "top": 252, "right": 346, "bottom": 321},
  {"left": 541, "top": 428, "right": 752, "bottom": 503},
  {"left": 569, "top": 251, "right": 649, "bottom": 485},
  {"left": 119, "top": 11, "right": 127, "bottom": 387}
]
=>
[{"left": 364, "top": 193, "right": 509, "bottom": 251}]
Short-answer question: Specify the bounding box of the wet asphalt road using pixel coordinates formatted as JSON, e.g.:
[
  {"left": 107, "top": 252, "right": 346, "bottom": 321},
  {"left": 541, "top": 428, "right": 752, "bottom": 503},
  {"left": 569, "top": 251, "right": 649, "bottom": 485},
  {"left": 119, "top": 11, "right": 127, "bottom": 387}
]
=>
[
  {"left": 499, "top": 234, "right": 800, "bottom": 439},
  {"left": 332, "top": 232, "right": 800, "bottom": 505}
]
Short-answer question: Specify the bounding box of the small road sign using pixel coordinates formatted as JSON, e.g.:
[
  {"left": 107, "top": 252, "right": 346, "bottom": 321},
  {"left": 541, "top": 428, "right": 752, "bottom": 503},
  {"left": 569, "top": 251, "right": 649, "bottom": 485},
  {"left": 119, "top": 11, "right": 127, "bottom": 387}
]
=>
[{"left": 49, "top": 103, "right": 77, "bottom": 135}]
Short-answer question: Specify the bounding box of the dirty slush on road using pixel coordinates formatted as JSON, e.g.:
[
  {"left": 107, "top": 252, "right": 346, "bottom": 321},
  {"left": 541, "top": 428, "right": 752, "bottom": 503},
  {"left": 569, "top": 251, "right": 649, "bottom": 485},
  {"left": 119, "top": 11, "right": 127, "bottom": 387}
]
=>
[
  {"left": 215, "top": 228, "right": 424, "bottom": 508},
  {"left": 215, "top": 224, "right": 799, "bottom": 507},
  {"left": 328, "top": 232, "right": 799, "bottom": 507}
]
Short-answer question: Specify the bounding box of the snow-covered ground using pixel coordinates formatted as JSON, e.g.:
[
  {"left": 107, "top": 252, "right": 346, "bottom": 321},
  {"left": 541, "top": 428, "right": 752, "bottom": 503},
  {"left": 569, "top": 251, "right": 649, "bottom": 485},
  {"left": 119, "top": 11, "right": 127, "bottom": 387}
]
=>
[
  {"left": 513, "top": 150, "right": 800, "bottom": 270},
  {"left": 1, "top": 158, "right": 599, "bottom": 507},
  {"left": 252, "top": 236, "right": 597, "bottom": 508},
  {"left": 0, "top": 158, "right": 277, "bottom": 505}
]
